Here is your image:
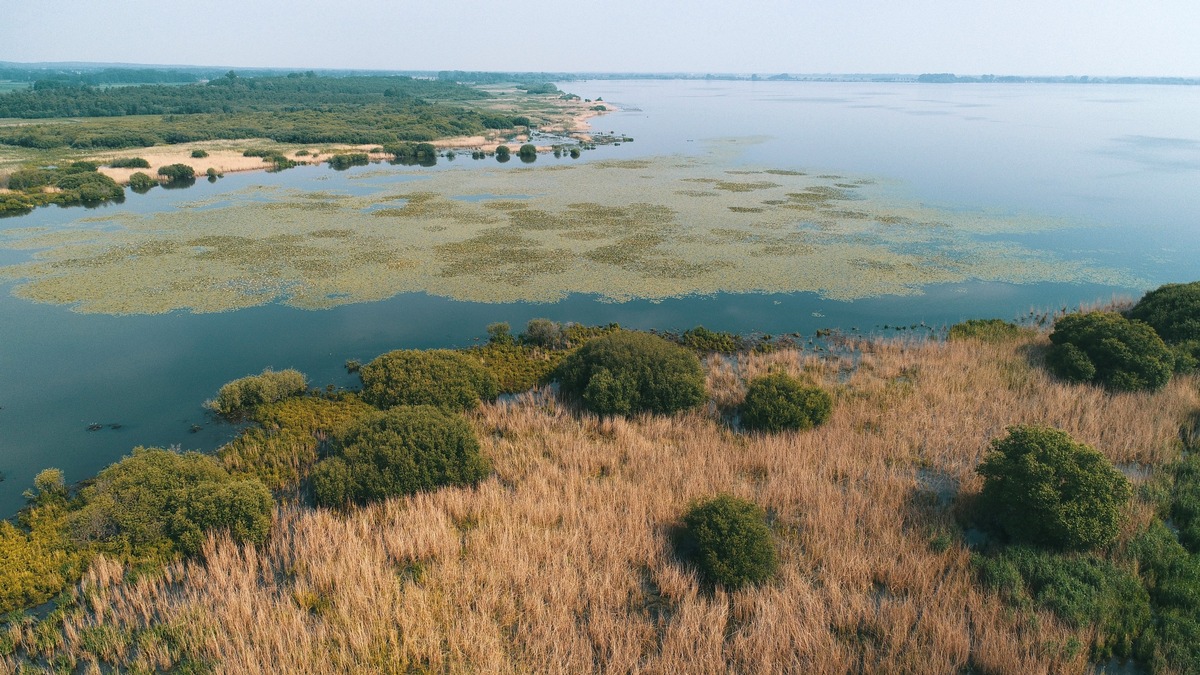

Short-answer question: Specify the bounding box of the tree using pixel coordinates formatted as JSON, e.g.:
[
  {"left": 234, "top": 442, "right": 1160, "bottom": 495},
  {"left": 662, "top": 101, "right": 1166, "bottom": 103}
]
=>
[
  {"left": 677, "top": 494, "right": 777, "bottom": 590},
  {"left": 494, "top": 145, "right": 511, "bottom": 162},
  {"left": 518, "top": 143, "right": 537, "bottom": 162},
  {"left": 205, "top": 368, "right": 308, "bottom": 418},
  {"left": 310, "top": 406, "right": 489, "bottom": 507},
  {"left": 976, "top": 425, "right": 1131, "bottom": 550},
  {"left": 156, "top": 163, "right": 195, "bottom": 182},
  {"left": 739, "top": 373, "right": 832, "bottom": 432},
  {"left": 1046, "top": 312, "right": 1173, "bottom": 391},
  {"left": 128, "top": 171, "right": 156, "bottom": 192},
  {"left": 1128, "top": 281, "right": 1200, "bottom": 371},
  {"left": 359, "top": 349, "right": 498, "bottom": 410},
  {"left": 555, "top": 331, "right": 706, "bottom": 417}
]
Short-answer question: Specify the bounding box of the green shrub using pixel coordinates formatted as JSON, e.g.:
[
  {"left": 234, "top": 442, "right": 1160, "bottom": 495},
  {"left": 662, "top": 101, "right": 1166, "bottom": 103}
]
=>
[
  {"left": 555, "top": 331, "right": 706, "bottom": 417},
  {"left": 205, "top": 368, "right": 308, "bottom": 418},
  {"left": 522, "top": 318, "right": 565, "bottom": 348},
  {"left": 310, "top": 406, "right": 488, "bottom": 507},
  {"left": 327, "top": 152, "right": 369, "bottom": 170},
  {"left": 127, "top": 171, "right": 156, "bottom": 192},
  {"left": 679, "top": 325, "right": 740, "bottom": 353},
  {"left": 738, "top": 373, "right": 832, "bottom": 432},
  {"left": 947, "top": 318, "right": 1027, "bottom": 342},
  {"left": 466, "top": 342, "right": 564, "bottom": 394},
  {"left": 1046, "top": 312, "right": 1173, "bottom": 391},
  {"left": 359, "top": 349, "right": 498, "bottom": 410},
  {"left": 190, "top": 149, "right": 208, "bottom": 158},
  {"left": 1128, "top": 281, "right": 1200, "bottom": 344},
  {"left": 70, "top": 447, "right": 273, "bottom": 560},
  {"left": 494, "top": 145, "right": 511, "bottom": 161},
  {"left": 977, "top": 425, "right": 1131, "bottom": 550},
  {"left": 1129, "top": 521, "right": 1200, "bottom": 672},
  {"left": 677, "top": 495, "right": 777, "bottom": 590},
  {"left": 486, "top": 322, "right": 514, "bottom": 345},
  {"left": 108, "top": 157, "right": 150, "bottom": 169},
  {"left": 156, "top": 163, "right": 195, "bottom": 182},
  {"left": 0, "top": 505, "right": 80, "bottom": 614},
  {"left": 518, "top": 143, "right": 537, "bottom": 161},
  {"left": 973, "top": 546, "right": 1150, "bottom": 660},
  {"left": 1169, "top": 454, "right": 1200, "bottom": 553}
]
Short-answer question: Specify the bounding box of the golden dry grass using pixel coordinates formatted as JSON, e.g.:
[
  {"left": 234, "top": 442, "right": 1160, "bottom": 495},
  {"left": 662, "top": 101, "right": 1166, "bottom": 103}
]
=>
[{"left": 5, "top": 335, "right": 1195, "bottom": 674}]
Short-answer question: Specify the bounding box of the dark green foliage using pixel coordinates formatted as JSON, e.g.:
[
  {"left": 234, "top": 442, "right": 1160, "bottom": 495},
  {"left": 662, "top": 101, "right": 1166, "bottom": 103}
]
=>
[
  {"left": 1169, "top": 454, "right": 1200, "bottom": 553},
  {"left": 385, "top": 141, "right": 438, "bottom": 165},
  {"left": 518, "top": 82, "right": 559, "bottom": 94},
  {"left": 679, "top": 325, "right": 740, "bottom": 353},
  {"left": 70, "top": 448, "right": 273, "bottom": 560},
  {"left": 127, "top": 171, "right": 156, "bottom": 192},
  {"left": 738, "top": 373, "right": 833, "bottom": 433},
  {"left": 0, "top": 75, "right": 522, "bottom": 151},
  {"left": 947, "top": 318, "right": 1028, "bottom": 342},
  {"left": 327, "top": 152, "right": 369, "bottom": 170},
  {"left": 677, "top": 495, "right": 778, "bottom": 590},
  {"left": 555, "top": 331, "right": 707, "bottom": 417},
  {"left": 1129, "top": 521, "right": 1200, "bottom": 672},
  {"left": 976, "top": 425, "right": 1131, "bottom": 550},
  {"left": 107, "top": 156, "right": 150, "bottom": 168},
  {"left": 494, "top": 145, "right": 511, "bottom": 161},
  {"left": 1128, "top": 281, "right": 1200, "bottom": 344},
  {"left": 1046, "top": 312, "right": 1173, "bottom": 391},
  {"left": 205, "top": 368, "right": 308, "bottom": 418},
  {"left": 310, "top": 406, "right": 488, "bottom": 507},
  {"left": 486, "top": 322, "right": 514, "bottom": 346},
  {"left": 522, "top": 318, "right": 565, "bottom": 348},
  {"left": 359, "top": 349, "right": 498, "bottom": 410},
  {"left": 973, "top": 547, "right": 1150, "bottom": 660},
  {"left": 190, "top": 149, "right": 208, "bottom": 158},
  {"left": 0, "top": 162, "right": 124, "bottom": 214},
  {"left": 156, "top": 163, "right": 195, "bottom": 182},
  {"left": 518, "top": 143, "right": 537, "bottom": 162},
  {"left": 466, "top": 343, "right": 564, "bottom": 394}
]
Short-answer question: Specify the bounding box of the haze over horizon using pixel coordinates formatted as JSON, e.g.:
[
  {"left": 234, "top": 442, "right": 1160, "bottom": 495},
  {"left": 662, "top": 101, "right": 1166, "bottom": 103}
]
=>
[{"left": 2, "top": 0, "right": 1198, "bottom": 78}]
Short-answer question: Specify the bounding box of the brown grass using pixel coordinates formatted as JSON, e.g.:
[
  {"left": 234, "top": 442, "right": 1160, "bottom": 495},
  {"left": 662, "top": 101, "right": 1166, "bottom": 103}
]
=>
[{"left": 5, "top": 334, "right": 1195, "bottom": 674}]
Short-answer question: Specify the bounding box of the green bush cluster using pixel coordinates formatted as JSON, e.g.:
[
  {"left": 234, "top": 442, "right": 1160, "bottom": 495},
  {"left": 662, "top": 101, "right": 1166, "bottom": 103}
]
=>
[
  {"left": 0, "top": 504, "right": 80, "bottom": 614},
  {"left": 738, "top": 373, "right": 832, "bottom": 433},
  {"left": 310, "top": 406, "right": 489, "bottom": 507},
  {"left": 0, "top": 162, "right": 124, "bottom": 214},
  {"left": 107, "top": 156, "right": 150, "bottom": 168},
  {"left": 156, "top": 163, "right": 195, "bottom": 182},
  {"left": 977, "top": 425, "right": 1131, "bottom": 550},
  {"left": 518, "top": 143, "right": 537, "bottom": 162},
  {"left": 1129, "top": 281, "right": 1200, "bottom": 372},
  {"left": 494, "top": 145, "right": 511, "bottom": 161},
  {"left": 1046, "top": 312, "right": 1173, "bottom": 391},
  {"left": 466, "top": 342, "right": 565, "bottom": 394},
  {"left": 218, "top": 395, "right": 376, "bottom": 491},
  {"left": 555, "top": 331, "right": 707, "bottom": 417},
  {"left": 1129, "top": 521, "right": 1200, "bottom": 672},
  {"left": 70, "top": 447, "right": 273, "bottom": 560},
  {"left": 678, "top": 325, "right": 741, "bottom": 353},
  {"left": 205, "top": 368, "right": 308, "bottom": 418},
  {"left": 327, "top": 152, "right": 369, "bottom": 170},
  {"left": 974, "top": 546, "right": 1150, "bottom": 660},
  {"left": 127, "top": 171, "right": 156, "bottom": 192},
  {"left": 359, "top": 349, "right": 498, "bottom": 410},
  {"left": 676, "top": 494, "right": 778, "bottom": 590},
  {"left": 385, "top": 141, "right": 438, "bottom": 165},
  {"left": 190, "top": 149, "right": 208, "bottom": 158},
  {"left": 947, "top": 318, "right": 1028, "bottom": 342}
]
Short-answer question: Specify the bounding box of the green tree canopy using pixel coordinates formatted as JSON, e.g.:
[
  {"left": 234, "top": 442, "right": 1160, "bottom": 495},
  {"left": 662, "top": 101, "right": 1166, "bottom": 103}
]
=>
[
  {"left": 976, "top": 425, "right": 1131, "bottom": 551},
  {"left": 677, "top": 494, "right": 778, "bottom": 590},
  {"left": 555, "top": 331, "right": 706, "bottom": 417},
  {"left": 359, "top": 349, "right": 498, "bottom": 410},
  {"left": 738, "top": 372, "right": 832, "bottom": 433},
  {"left": 1046, "top": 312, "right": 1173, "bottom": 391}
]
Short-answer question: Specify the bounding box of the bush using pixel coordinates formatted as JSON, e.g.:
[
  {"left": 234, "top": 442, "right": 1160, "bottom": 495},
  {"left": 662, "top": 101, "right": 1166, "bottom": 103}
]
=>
[
  {"left": 359, "top": 349, "right": 498, "bottom": 410},
  {"left": 486, "top": 321, "right": 514, "bottom": 346},
  {"left": 494, "top": 145, "right": 511, "bottom": 161},
  {"left": 677, "top": 495, "right": 777, "bottom": 590},
  {"left": 1046, "top": 312, "right": 1173, "bottom": 391},
  {"left": 310, "top": 406, "right": 488, "bottom": 507},
  {"left": 327, "top": 152, "right": 369, "bottom": 170},
  {"left": 522, "top": 318, "right": 565, "bottom": 348},
  {"left": 738, "top": 373, "right": 832, "bottom": 433},
  {"left": 156, "top": 163, "right": 195, "bottom": 182},
  {"left": 555, "top": 331, "right": 707, "bottom": 417},
  {"left": 518, "top": 143, "right": 537, "bottom": 161},
  {"left": 679, "top": 325, "right": 740, "bottom": 353},
  {"left": 190, "top": 149, "right": 208, "bottom": 158},
  {"left": 1129, "top": 521, "right": 1200, "bottom": 671},
  {"left": 70, "top": 447, "right": 273, "bottom": 560},
  {"left": 1128, "top": 281, "right": 1200, "bottom": 344},
  {"left": 205, "top": 368, "right": 308, "bottom": 418},
  {"left": 973, "top": 546, "right": 1150, "bottom": 660},
  {"left": 976, "top": 425, "right": 1131, "bottom": 550},
  {"left": 127, "top": 171, "right": 156, "bottom": 192},
  {"left": 108, "top": 157, "right": 150, "bottom": 168},
  {"left": 947, "top": 318, "right": 1027, "bottom": 342}
]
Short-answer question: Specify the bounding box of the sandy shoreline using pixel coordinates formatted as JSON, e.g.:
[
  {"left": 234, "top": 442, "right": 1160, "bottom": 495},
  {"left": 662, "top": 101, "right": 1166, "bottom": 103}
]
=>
[{"left": 84, "top": 99, "right": 616, "bottom": 186}]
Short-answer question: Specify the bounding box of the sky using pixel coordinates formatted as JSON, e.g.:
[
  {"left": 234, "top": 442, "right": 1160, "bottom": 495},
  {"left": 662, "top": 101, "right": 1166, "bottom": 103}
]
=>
[{"left": 2, "top": 0, "right": 1199, "bottom": 77}]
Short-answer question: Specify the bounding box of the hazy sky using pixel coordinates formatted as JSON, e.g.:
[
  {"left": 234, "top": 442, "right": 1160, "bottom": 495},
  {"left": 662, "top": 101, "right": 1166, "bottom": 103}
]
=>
[{"left": 2, "top": 0, "right": 1198, "bottom": 76}]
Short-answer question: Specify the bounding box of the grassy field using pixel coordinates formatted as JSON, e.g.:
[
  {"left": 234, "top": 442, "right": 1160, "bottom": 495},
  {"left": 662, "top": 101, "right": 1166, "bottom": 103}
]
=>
[{"left": 3, "top": 332, "right": 1194, "bottom": 673}]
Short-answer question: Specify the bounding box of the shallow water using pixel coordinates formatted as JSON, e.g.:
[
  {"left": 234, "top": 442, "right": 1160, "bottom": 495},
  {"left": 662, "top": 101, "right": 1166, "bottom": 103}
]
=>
[{"left": 1, "top": 80, "right": 1198, "bottom": 515}]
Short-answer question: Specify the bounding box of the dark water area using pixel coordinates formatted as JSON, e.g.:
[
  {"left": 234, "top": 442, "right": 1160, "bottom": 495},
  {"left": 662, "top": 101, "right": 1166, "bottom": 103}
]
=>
[{"left": 2, "top": 80, "right": 1199, "bottom": 515}]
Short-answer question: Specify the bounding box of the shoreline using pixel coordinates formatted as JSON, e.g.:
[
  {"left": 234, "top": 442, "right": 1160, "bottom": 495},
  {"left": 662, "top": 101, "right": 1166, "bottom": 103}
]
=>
[{"left": 85, "top": 97, "right": 618, "bottom": 186}]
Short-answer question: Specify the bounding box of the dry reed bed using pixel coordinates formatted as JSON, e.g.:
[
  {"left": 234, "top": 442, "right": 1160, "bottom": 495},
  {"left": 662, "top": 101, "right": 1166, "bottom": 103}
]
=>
[{"left": 6, "top": 336, "right": 1196, "bottom": 674}]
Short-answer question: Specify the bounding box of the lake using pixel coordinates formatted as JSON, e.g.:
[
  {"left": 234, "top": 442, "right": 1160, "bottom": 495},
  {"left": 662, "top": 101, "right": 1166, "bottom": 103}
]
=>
[{"left": 2, "top": 79, "right": 1198, "bottom": 515}]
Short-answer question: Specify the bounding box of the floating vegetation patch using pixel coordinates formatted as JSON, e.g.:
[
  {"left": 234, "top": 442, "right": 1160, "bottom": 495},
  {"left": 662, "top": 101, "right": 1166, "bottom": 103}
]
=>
[{"left": 0, "top": 151, "right": 1139, "bottom": 313}]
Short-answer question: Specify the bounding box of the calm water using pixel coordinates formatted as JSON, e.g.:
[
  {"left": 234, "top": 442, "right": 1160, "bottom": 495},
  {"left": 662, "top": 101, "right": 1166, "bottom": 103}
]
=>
[{"left": 2, "top": 80, "right": 1199, "bottom": 515}]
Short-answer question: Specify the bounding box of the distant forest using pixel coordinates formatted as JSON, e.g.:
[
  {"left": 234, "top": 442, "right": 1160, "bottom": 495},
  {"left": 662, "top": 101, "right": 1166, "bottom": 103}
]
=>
[{"left": 0, "top": 74, "right": 527, "bottom": 149}]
